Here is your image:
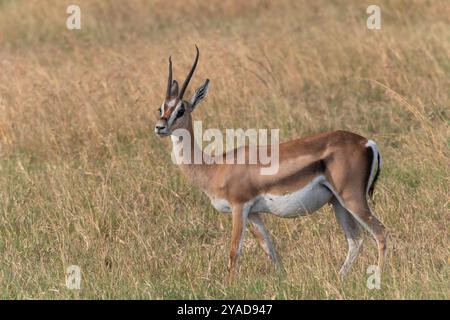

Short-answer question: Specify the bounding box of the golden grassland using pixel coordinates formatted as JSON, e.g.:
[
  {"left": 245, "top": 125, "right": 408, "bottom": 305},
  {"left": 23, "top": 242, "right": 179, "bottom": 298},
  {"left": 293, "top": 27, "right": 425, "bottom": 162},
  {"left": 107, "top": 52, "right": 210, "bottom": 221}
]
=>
[{"left": 0, "top": 0, "right": 449, "bottom": 299}]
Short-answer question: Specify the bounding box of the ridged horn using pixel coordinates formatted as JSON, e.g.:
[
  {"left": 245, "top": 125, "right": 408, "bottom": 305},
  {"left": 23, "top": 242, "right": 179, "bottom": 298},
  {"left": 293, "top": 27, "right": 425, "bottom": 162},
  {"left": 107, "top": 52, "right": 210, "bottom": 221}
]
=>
[
  {"left": 179, "top": 45, "right": 199, "bottom": 100},
  {"left": 166, "top": 56, "right": 173, "bottom": 99}
]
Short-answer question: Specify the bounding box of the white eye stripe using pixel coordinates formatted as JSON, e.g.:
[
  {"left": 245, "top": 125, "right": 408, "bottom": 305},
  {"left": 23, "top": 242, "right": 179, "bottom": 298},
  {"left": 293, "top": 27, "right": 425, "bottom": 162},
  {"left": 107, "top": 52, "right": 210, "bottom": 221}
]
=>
[{"left": 167, "top": 102, "right": 184, "bottom": 126}]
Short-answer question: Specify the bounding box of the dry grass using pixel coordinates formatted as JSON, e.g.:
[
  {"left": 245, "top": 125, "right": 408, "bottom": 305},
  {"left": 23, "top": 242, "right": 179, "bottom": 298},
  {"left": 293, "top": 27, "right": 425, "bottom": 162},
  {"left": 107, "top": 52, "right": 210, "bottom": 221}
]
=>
[{"left": 0, "top": 0, "right": 449, "bottom": 299}]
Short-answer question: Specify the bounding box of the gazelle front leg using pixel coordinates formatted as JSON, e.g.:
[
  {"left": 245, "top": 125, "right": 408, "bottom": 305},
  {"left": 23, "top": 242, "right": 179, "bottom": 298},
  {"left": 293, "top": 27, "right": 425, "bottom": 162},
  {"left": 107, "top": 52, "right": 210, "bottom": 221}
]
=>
[
  {"left": 248, "top": 213, "right": 282, "bottom": 271},
  {"left": 227, "top": 203, "right": 250, "bottom": 280}
]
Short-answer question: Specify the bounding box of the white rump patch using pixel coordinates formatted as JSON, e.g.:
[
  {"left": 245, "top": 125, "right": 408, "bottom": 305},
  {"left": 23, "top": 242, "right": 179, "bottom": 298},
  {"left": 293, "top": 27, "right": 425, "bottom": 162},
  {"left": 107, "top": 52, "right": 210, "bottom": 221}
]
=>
[
  {"left": 366, "top": 139, "right": 377, "bottom": 148},
  {"left": 365, "top": 139, "right": 382, "bottom": 195}
]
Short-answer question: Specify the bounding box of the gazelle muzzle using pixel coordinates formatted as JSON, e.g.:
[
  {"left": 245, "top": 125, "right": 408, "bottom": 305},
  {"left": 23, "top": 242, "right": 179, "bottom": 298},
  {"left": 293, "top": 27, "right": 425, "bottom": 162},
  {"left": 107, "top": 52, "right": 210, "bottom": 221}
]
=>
[{"left": 155, "top": 118, "right": 170, "bottom": 136}]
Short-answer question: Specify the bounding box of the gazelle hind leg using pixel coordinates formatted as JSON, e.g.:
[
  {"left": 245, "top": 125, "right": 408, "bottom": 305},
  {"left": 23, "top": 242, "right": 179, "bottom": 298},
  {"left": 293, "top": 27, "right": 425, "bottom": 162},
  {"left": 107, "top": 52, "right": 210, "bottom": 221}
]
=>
[
  {"left": 340, "top": 195, "right": 388, "bottom": 272},
  {"left": 331, "top": 198, "right": 363, "bottom": 277},
  {"left": 248, "top": 213, "right": 283, "bottom": 271}
]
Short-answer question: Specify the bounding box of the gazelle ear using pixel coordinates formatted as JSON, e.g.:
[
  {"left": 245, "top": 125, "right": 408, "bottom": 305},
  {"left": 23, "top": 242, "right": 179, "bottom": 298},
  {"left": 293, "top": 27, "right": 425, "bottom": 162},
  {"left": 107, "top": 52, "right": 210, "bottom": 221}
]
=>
[
  {"left": 188, "top": 79, "right": 210, "bottom": 111},
  {"left": 170, "top": 80, "right": 179, "bottom": 99}
]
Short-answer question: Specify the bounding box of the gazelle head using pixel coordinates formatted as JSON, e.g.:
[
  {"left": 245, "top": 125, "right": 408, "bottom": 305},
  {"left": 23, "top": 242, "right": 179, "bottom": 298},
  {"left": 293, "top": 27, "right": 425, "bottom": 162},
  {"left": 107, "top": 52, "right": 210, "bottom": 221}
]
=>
[{"left": 155, "top": 45, "right": 210, "bottom": 137}]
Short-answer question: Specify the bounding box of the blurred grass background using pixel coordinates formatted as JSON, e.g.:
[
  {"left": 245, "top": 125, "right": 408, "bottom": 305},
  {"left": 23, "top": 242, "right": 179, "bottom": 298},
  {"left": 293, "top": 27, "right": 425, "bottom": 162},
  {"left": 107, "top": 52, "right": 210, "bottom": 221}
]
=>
[{"left": 0, "top": 0, "right": 449, "bottom": 299}]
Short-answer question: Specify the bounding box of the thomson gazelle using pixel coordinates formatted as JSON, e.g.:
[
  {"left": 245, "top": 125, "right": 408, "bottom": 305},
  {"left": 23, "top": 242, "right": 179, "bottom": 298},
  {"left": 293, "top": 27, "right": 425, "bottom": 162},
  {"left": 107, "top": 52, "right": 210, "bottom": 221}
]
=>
[{"left": 154, "top": 46, "right": 388, "bottom": 278}]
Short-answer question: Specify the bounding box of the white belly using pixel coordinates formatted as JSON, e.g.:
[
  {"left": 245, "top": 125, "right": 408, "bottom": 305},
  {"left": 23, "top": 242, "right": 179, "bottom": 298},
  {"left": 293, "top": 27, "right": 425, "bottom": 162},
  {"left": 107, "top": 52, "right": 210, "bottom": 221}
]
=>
[
  {"left": 210, "top": 197, "right": 232, "bottom": 213},
  {"left": 208, "top": 176, "right": 332, "bottom": 217},
  {"left": 252, "top": 176, "right": 332, "bottom": 217}
]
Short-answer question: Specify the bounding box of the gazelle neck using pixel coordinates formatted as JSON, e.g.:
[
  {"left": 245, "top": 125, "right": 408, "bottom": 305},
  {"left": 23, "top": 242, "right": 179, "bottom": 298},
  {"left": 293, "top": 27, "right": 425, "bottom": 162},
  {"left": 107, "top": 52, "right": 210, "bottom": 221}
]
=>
[{"left": 170, "top": 116, "right": 213, "bottom": 190}]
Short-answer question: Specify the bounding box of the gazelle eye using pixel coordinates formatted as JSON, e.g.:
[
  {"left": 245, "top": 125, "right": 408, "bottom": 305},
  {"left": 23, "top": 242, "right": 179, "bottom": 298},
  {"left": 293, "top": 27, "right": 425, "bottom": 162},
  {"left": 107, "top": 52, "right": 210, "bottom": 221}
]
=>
[{"left": 177, "top": 108, "right": 185, "bottom": 118}]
